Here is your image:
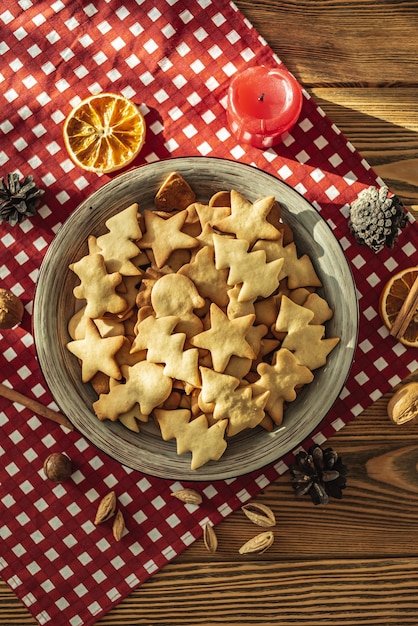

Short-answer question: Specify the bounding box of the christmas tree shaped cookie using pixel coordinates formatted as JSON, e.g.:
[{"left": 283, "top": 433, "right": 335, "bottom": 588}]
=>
[
  {"left": 213, "top": 234, "right": 284, "bottom": 302},
  {"left": 154, "top": 408, "right": 228, "bottom": 470},
  {"left": 255, "top": 348, "right": 314, "bottom": 425},
  {"left": 199, "top": 367, "right": 269, "bottom": 436},
  {"left": 275, "top": 295, "right": 339, "bottom": 370},
  {"left": 96, "top": 203, "right": 143, "bottom": 276},
  {"left": 130, "top": 314, "right": 200, "bottom": 388}
]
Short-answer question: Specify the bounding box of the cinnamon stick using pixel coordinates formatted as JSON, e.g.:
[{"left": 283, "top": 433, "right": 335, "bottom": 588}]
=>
[
  {"left": 389, "top": 274, "right": 418, "bottom": 340},
  {"left": 0, "top": 383, "right": 74, "bottom": 431}
]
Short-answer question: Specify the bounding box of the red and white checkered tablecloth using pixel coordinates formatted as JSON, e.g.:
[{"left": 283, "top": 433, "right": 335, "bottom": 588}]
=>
[{"left": 1, "top": 1, "right": 417, "bottom": 624}]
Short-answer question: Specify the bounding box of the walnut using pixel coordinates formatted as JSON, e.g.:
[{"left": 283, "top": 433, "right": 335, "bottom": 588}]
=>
[
  {"left": 43, "top": 452, "right": 72, "bottom": 482},
  {"left": 0, "top": 288, "right": 24, "bottom": 329},
  {"left": 387, "top": 382, "right": 418, "bottom": 424}
]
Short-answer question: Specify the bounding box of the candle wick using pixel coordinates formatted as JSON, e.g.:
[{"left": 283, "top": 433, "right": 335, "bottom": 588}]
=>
[{"left": 258, "top": 93, "right": 265, "bottom": 101}]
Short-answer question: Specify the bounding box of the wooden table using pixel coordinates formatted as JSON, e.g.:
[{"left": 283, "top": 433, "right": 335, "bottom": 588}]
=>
[{"left": 2, "top": 1, "right": 418, "bottom": 624}]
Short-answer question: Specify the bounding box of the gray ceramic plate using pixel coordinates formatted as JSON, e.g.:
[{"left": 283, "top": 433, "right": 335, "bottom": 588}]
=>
[{"left": 34, "top": 157, "right": 358, "bottom": 481}]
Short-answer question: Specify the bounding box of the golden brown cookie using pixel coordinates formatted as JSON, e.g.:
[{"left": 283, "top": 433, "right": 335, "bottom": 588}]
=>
[
  {"left": 154, "top": 171, "right": 196, "bottom": 212},
  {"left": 154, "top": 408, "right": 228, "bottom": 470},
  {"left": 66, "top": 318, "right": 124, "bottom": 383},
  {"left": 96, "top": 203, "right": 142, "bottom": 276},
  {"left": 70, "top": 252, "right": 127, "bottom": 319},
  {"left": 275, "top": 295, "right": 339, "bottom": 370},
  {"left": 213, "top": 190, "right": 281, "bottom": 245},
  {"left": 190, "top": 303, "right": 256, "bottom": 373},
  {"left": 199, "top": 367, "right": 269, "bottom": 436},
  {"left": 178, "top": 245, "right": 230, "bottom": 308},
  {"left": 213, "top": 234, "right": 284, "bottom": 302},
  {"left": 151, "top": 272, "right": 205, "bottom": 337},
  {"left": 93, "top": 361, "right": 172, "bottom": 420},
  {"left": 255, "top": 347, "right": 314, "bottom": 425}
]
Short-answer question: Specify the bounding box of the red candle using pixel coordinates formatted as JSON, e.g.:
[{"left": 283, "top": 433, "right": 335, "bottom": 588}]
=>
[{"left": 227, "top": 65, "right": 303, "bottom": 149}]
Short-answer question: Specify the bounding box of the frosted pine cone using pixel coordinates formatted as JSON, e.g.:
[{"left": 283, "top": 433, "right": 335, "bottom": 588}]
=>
[{"left": 348, "top": 185, "right": 407, "bottom": 252}]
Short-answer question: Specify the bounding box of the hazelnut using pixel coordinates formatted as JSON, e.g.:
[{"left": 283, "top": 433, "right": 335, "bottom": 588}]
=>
[
  {"left": 43, "top": 452, "right": 72, "bottom": 482},
  {"left": 387, "top": 382, "right": 418, "bottom": 425},
  {"left": 0, "top": 288, "right": 24, "bottom": 329}
]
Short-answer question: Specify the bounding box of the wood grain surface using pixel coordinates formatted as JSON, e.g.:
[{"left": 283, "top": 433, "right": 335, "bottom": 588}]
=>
[{"left": 2, "top": 1, "right": 418, "bottom": 624}]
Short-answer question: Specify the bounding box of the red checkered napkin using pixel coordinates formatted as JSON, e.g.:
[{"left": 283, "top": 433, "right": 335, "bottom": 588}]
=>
[{"left": 1, "top": 1, "right": 417, "bottom": 625}]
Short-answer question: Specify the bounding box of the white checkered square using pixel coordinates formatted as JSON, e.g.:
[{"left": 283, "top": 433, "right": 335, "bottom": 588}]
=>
[
  {"left": 162, "top": 24, "right": 175, "bottom": 38},
  {"left": 59, "top": 565, "right": 74, "bottom": 580},
  {"left": 97, "top": 20, "right": 112, "bottom": 35},
  {"left": 111, "top": 36, "right": 126, "bottom": 51},
  {"left": 0, "top": 9, "right": 13, "bottom": 24},
  {"left": 13, "top": 26, "right": 28, "bottom": 40}
]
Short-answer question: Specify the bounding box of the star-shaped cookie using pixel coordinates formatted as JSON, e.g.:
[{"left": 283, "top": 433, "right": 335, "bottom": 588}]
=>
[
  {"left": 139, "top": 209, "right": 198, "bottom": 268},
  {"left": 66, "top": 318, "right": 124, "bottom": 383},
  {"left": 194, "top": 202, "right": 230, "bottom": 229},
  {"left": 213, "top": 190, "right": 281, "bottom": 245},
  {"left": 190, "top": 303, "right": 256, "bottom": 372}
]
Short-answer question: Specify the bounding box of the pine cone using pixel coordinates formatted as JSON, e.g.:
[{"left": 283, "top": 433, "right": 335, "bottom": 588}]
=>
[
  {"left": 0, "top": 173, "right": 44, "bottom": 226},
  {"left": 289, "top": 444, "right": 348, "bottom": 505},
  {"left": 348, "top": 185, "right": 407, "bottom": 252}
]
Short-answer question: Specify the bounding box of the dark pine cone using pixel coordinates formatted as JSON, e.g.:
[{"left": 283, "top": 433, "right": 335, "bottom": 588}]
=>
[
  {"left": 348, "top": 185, "right": 407, "bottom": 252},
  {"left": 0, "top": 173, "right": 44, "bottom": 226},
  {"left": 289, "top": 444, "right": 348, "bottom": 505}
]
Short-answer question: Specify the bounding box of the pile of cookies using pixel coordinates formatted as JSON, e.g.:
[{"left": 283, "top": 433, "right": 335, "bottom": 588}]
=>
[{"left": 66, "top": 172, "right": 339, "bottom": 470}]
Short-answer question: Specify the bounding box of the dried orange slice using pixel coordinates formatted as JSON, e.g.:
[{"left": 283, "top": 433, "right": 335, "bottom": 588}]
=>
[
  {"left": 63, "top": 92, "right": 146, "bottom": 174},
  {"left": 379, "top": 266, "right": 418, "bottom": 347}
]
